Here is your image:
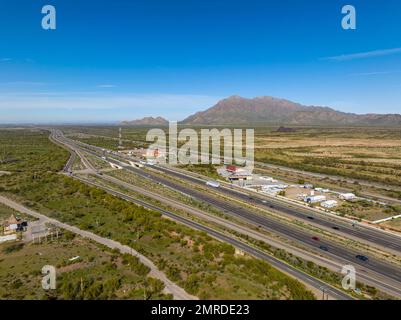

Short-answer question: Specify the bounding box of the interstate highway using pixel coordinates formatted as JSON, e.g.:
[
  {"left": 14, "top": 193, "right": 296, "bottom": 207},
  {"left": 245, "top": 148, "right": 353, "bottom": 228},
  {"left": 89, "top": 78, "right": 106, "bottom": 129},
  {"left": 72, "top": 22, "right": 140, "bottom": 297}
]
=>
[
  {"left": 50, "top": 130, "right": 401, "bottom": 295},
  {"left": 154, "top": 165, "right": 401, "bottom": 253},
  {"left": 72, "top": 174, "right": 353, "bottom": 300},
  {"left": 56, "top": 129, "right": 401, "bottom": 254}
]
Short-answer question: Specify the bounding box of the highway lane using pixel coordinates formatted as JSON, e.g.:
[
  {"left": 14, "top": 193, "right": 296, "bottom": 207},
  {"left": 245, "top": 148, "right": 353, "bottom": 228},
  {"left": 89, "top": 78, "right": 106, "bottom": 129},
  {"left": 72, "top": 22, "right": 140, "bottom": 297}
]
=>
[
  {"left": 118, "top": 164, "right": 401, "bottom": 287},
  {"left": 63, "top": 152, "right": 76, "bottom": 172},
  {"left": 72, "top": 174, "right": 353, "bottom": 300},
  {"left": 50, "top": 130, "right": 401, "bottom": 295},
  {"left": 154, "top": 165, "right": 401, "bottom": 253},
  {"left": 89, "top": 171, "right": 401, "bottom": 297},
  {"left": 59, "top": 131, "right": 401, "bottom": 254}
]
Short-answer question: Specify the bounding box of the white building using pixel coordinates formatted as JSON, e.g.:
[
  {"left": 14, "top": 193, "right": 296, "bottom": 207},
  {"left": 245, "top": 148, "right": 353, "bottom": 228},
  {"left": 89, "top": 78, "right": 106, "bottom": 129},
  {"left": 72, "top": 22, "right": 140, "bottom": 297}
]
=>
[
  {"left": 320, "top": 200, "right": 338, "bottom": 208},
  {"left": 304, "top": 195, "right": 326, "bottom": 204},
  {"left": 339, "top": 193, "right": 356, "bottom": 201},
  {"left": 260, "top": 176, "right": 278, "bottom": 183},
  {"left": 262, "top": 184, "right": 287, "bottom": 190}
]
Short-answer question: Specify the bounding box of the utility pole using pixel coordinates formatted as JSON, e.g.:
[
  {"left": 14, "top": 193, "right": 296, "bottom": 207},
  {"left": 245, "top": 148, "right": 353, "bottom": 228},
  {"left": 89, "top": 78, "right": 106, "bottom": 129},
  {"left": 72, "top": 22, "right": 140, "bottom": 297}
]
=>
[
  {"left": 80, "top": 277, "right": 84, "bottom": 293},
  {"left": 119, "top": 127, "right": 122, "bottom": 149},
  {"left": 320, "top": 286, "right": 328, "bottom": 300}
]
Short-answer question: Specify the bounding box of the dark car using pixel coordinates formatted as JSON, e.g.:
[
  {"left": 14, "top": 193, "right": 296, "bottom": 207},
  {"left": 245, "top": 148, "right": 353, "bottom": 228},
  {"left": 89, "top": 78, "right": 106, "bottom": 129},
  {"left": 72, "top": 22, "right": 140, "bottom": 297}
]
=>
[
  {"left": 312, "top": 236, "right": 320, "bottom": 241},
  {"left": 307, "top": 216, "right": 314, "bottom": 220},
  {"left": 332, "top": 226, "right": 340, "bottom": 230},
  {"left": 356, "top": 255, "right": 369, "bottom": 262},
  {"left": 319, "top": 245, "right": 328, "bottom": 251}
]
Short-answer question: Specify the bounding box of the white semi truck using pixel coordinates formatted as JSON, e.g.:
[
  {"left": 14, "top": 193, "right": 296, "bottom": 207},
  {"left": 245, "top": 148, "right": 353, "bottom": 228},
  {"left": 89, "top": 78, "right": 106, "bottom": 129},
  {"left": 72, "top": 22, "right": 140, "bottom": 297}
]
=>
[{"left": 206, "top": 181, "right": 220, "bottom": 188}]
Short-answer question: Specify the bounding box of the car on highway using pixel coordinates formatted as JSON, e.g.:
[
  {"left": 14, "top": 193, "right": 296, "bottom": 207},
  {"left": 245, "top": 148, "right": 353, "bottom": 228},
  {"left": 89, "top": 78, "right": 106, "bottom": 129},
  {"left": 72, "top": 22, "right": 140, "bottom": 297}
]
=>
[
  {"left": 332, "top": 226, "right": 340, "bottom": 230},
  {"left": 356, "top": 255, "right": 369, "bottom": 262},
  {"left": 319, "top": 245, "right": 328, "bottom": 251},
  {"left": 312, "top": 236, "right": 320, "bottom": 241},
  {"left": 307, "top": 216, "right": 314, "bottom": 220}
]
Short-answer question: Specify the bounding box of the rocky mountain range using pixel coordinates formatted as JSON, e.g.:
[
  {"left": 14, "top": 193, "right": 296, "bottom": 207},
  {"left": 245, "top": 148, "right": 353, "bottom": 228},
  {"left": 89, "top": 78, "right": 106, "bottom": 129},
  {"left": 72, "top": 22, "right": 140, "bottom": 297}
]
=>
[
  {"left": 181, "top": 95, "right": 401, "bottom": 126},
  {"left": 123, "top": 95, "right": 401, "bottom": 126}
]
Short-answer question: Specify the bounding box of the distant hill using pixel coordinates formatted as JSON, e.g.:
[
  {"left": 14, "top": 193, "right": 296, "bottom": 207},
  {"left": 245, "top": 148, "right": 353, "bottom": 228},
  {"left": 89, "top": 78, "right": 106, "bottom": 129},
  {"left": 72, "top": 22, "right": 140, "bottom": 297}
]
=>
[
  {"left": 180, "top": 95, "right": 401, "bottom": 126},
  {"left": 121, "top": 116, "right": 169, "bottom": 126},
  {"left": 276, "top": 126, "right": 296, "bottom": 133}
]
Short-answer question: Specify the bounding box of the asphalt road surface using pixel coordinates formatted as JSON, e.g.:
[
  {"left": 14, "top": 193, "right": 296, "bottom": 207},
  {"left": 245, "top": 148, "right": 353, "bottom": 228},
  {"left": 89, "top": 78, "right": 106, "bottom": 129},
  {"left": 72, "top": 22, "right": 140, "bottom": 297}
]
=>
[{"left": 50, "top": 129, "right": 401, "bottom": 297}]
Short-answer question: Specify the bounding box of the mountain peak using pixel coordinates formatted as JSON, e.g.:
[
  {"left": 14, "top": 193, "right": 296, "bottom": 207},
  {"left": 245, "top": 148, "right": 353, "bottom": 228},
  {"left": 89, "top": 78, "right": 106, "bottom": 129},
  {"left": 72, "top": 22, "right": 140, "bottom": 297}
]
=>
[
  {"left": 225, "top": 95, "right": 245, "bottom": 100},
  {"left": 180, "top": 95, "right": 401, "bottom": 126},
  {"left": 121, "top": 116, "right": 169, "bottom": 126}
]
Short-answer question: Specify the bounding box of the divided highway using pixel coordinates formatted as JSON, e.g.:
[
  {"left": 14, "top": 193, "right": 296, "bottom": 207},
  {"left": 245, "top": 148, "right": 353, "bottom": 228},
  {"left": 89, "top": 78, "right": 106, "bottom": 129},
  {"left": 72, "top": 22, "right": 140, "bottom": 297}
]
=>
[
  {"left": 50, "top": 129, "right": 401, "bottom": 297},
  {"left": 73, "top": 174, "right": 353, "bottom": 300},
  {"left": 156, "top": 165, "right": 401, "bottom": 253},
  {"left": 56, "top": 130, "right": 401, "bottom": 253}
]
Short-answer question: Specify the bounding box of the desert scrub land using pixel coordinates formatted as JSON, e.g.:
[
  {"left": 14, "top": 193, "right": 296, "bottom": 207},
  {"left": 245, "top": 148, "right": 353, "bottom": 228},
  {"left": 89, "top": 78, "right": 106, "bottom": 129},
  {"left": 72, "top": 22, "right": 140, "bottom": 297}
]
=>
[
  {"left": 62, "top": 126, "right": 147, "bottom": 151},
  {"left": 177, "top": 164, "right": 221, "bottom": 180},
  {"left": 0, "top": 231, "right": 169, "bottom": 300},
  {"left": 0, "top": 129, "right": 314, "bottom": 300},
  {"left": 254, "top": 127, "right": 401, "bottom": 188},
  {"left": 383, "top": 218, "right": 401, "bottom": 233},
  {"left": 0, "top": 202, "right": 22, "bottom": 220},
  {"left": 336, "top": 200, "right": 401, "bottom": 221}
]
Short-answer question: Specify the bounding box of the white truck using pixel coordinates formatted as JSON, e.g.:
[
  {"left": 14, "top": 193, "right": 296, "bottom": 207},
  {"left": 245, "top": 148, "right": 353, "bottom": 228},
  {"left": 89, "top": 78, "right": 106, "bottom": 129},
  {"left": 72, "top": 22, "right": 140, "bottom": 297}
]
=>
[{"left": 206, "top": 181, "right": 220, "bottom": 188}]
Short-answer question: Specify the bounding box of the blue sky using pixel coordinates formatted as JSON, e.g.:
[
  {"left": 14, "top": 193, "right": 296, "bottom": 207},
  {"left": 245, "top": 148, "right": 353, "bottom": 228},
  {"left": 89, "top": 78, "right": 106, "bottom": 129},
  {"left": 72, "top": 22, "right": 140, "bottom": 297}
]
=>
[{"left": 0, "top": 0, "right": 401, "bottom": 123}]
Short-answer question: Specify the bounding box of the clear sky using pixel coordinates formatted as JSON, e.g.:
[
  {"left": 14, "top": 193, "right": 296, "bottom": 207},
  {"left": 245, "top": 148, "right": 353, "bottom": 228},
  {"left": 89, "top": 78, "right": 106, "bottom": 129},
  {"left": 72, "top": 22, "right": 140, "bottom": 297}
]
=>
[{"left": 0, "top": 0, "right": 401, "bottom": 123}]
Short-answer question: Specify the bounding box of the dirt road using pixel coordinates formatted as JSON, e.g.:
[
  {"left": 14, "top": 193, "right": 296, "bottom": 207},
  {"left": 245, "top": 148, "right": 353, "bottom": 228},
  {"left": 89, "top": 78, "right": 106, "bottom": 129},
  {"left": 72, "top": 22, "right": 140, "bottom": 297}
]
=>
[{"left": 0, "top": 195, "right": 197, "bottom": 300}]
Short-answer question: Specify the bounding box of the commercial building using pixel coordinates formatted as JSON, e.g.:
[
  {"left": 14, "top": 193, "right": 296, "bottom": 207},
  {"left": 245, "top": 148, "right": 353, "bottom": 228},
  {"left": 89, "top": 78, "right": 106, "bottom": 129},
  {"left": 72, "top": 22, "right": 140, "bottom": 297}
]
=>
[
  {"left": 226, "top": 165, "right": 239, "bottom": 173},
  {"left": 304, "top": 195, "right": 326, "bottom": 204},
  {"left": 339, "top": 193, "right": 356, "bottom": 201},
  {"left": 228, "top": 173, "right": 253, "bottom": 182},
  {"left": 261, "top": 184, "right": 288, "bottom": 195},
  {"left": 260, "top": 176, "right": 278, "bottom": 183},
  {"left": 2, "top": 214, "right": 26, "bottom": 235},
  {"left": 320, "top": 200, "right": 338, "bottom": 208}
]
